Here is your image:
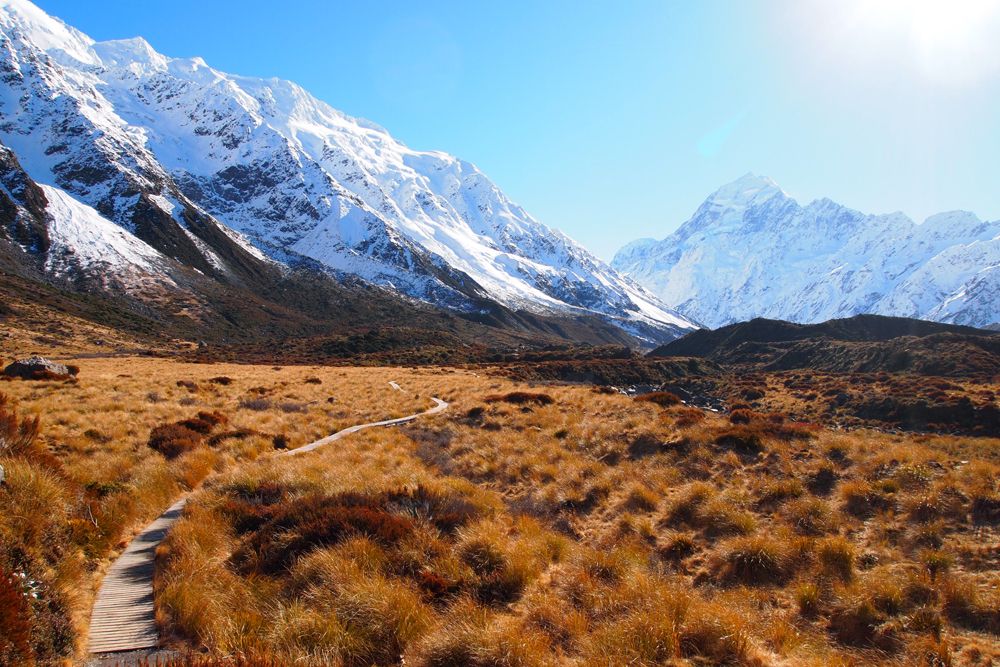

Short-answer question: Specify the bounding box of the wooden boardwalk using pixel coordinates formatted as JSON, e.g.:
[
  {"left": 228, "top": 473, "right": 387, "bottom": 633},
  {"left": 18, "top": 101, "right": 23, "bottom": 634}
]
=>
[
  {"left": 87, "top": 395, "right": 448, "bottom": 657},
  {"left": 87, "top": 495, "right": 188, "bottom": 654}
]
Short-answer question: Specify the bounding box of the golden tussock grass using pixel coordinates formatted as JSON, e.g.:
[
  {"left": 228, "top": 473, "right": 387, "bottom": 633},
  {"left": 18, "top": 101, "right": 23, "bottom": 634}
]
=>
[{"left": 3, "top": 354, "right": 1000, "bottom": 664}]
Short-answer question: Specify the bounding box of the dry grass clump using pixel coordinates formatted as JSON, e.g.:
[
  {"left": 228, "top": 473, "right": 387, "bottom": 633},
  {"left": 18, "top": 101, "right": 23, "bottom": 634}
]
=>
[{"left": 715, "top": 534, "right": 794, "bottom": 586}]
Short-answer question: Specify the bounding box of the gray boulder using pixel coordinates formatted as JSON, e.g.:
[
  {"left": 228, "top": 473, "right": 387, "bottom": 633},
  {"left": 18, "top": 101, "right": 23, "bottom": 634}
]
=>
[{"left": 3, "top": 356, "right": 72, "bottom": 379}]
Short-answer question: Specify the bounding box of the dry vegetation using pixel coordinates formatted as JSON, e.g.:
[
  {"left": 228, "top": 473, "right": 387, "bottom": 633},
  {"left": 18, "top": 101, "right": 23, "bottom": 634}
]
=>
[
  {"left": 0, "top": 356, "right": 433, "bottom": 664},
  {"left": 147, "top": 377, "right": 1000, "bottom": 666},
  {"left": 1, "top": 337, "right": 998, "bottom": 665}
]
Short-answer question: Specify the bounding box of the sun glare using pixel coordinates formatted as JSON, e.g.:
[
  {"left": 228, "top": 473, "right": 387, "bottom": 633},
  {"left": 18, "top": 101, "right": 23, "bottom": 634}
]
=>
[{"left": 794, "top": 0, "right": 1000, "bottom": 86}]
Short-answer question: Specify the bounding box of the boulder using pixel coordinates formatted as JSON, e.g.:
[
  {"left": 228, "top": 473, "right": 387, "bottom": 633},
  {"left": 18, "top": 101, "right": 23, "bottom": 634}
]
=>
[{"left": 3, "top": 356, "right": 72, "bottom": 380}]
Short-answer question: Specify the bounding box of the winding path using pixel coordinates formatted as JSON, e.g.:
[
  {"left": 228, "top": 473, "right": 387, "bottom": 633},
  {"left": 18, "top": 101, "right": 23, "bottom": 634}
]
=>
[{"left": 87, "top": 394, "right": 448, "bottom": 658}]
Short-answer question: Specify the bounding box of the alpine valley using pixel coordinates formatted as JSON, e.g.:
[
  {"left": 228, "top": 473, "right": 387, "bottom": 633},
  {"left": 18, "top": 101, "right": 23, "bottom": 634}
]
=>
[
  {"left": 612, "top": 173, "right": 1000, "bottom": 330},
  {"left": 0, "top": 0, "right": 694, "bottom": 349}
]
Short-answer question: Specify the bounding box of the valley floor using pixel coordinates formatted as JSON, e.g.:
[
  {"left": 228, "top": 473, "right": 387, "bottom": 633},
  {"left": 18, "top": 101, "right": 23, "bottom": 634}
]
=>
[{"left": 0, "top": 346, "right": 997, "bottom": 666}]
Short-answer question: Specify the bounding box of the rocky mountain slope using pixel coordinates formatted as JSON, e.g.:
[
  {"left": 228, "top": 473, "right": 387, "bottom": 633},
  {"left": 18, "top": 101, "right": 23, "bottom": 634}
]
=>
[
  {"left": 613, "top": 174, "right": 1000, "bottom": 329},
  {"left": 0, "top": 0, "right": 693, "bottom": 344}
]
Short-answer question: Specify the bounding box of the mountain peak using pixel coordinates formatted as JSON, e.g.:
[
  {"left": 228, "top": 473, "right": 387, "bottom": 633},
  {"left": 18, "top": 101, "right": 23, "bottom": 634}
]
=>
[
  {"left": 707, "top": 173, "right": 785, "bottom": 207},
  {"left": 0, "top": 0, "right": 98, "bottom": 66},
  {"left": 92, "top": 36, "right": 168, "bottom": 70}
]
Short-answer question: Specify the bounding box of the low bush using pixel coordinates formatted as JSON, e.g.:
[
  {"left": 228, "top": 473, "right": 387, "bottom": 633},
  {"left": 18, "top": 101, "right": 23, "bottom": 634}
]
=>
[
  {"left": 239, "top": 398, "right": 272, "bottom": 411},
  {"left": 0, "top": 393, "right": 41, "bottom": 459},
  {"left": 634, "top": 391, "right": 682, "bottom": 407},
  {"left": 228, "top": 487, "right": 478, "bottom": 575},
  {"left": 148, "top": 423, "right": 203, "bottom": 460},
  {"left": 713, "top": 428, "right": 764, "bottom": 457},
  {"left": 148, "top": 412, "right": 228, "bottom": 459},
  {"left": 483, "top": 391, "right": 554, "bottom": 406}
]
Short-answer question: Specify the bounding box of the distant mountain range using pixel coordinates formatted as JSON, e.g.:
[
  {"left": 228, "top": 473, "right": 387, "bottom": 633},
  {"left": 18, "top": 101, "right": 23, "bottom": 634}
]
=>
[
  {"left": 613, "top": 174, "right": 1000, "bottom": 329},
  {"left": 0, "top": 0, "right": 693, "bottom": 346}
]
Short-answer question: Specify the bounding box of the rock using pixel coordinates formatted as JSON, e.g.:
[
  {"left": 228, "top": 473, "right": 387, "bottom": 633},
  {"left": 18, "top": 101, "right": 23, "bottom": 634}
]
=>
[{"left": 3, "top": 356, "right": 72, "bottom": 380}]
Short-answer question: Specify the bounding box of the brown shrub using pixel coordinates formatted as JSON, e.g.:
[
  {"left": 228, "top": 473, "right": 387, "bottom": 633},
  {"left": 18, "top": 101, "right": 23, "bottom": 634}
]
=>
[
  {"left": 208, "top": 376, "right": 233, "bottom": 385},
  {"left": 674, "top": 407, "right": 705, "bottom": 428},
  {"left": 0, "top": 566, "right": 32, "bottom": 665},
  {"left": 303, "top": 377, "right": 322, "bottom": 385},
  {"left": 483, "top": 391, "right": 554, "bottom": 406},
  {"left": 228, "top": 487, "right": 477, "bottom": 575},
  {"left": 729, "top": 409, "right": 754, "bottom": 424},
  {"left": 238, "top": 397, "right": 272, "bottom": 411},
  {"left": 634, "top": 391, "right": 682, "bottom": 407},
  {"left": 714, "top": 428, "right": 764, "bottom": 457},
  {"left": 148, "top": 423, "right": 203, "bottom": 460},
  {"left": 0, "top": 393, "right": 41, "bottom": 459},
  {"left": 176, "top": 380, "right": 199, "bottom": 392}
]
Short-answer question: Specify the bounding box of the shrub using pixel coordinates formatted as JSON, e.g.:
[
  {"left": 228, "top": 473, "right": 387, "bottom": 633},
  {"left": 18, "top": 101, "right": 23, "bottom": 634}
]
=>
[
  {"left": 208, "top": 376, "right": 233, "bottom": 385},
  {"left": 0, "top": 393, "right": 41, "bottom": 459},
  {"left": 176, "top": 380, "right": 199, "bottom": 392},
  {"left": 729, "top": 409, "right": 754, "bottom": 424},
  {"left": 148, "top": 423, "right": 203, "bottom": 459},
  {"left": 483, "top": 391, "right": 554, "bottom": 406},
  {"left": 673, "top": 407, "right": 705, "bottom": 428},
  {"left": 0, "top": 567, "right": 32, "bottom": 665},
  {"left": 634, "top": 391, "right": 681, "bottom": 407},
  {"left": 229, "top": 487, "right": 477, "bottom": 576},
  {"left": 303, "top": 377, "right": 322, "bottom": 385},
  {"left": 921, "top": 549, "right": 953, "bottom": 580},
  {"left": 239, "top": 398, "right": 272, "bottom": 411},
  {"left": 713, "top": 428, "right": 764, "bottom": 457}
]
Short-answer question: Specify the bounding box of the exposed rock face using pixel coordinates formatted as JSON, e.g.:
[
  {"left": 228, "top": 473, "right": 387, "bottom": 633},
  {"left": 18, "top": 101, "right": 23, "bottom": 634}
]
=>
[{"left": 3, "top": 355, "right": 72, "bottom": 379}]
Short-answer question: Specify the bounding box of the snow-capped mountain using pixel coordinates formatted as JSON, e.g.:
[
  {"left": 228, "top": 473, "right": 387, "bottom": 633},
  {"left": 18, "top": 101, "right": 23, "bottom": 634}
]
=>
[
  {"left": 612, "top": 173, "right": 1000, "bottom": 329},
  {"left": 0, "top": 0, "right": 694, "bottom": 342}
]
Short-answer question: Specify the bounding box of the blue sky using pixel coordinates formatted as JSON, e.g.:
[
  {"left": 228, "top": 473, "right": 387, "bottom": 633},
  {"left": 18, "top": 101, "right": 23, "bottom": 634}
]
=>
[{"left": 37, "top": 0, "right": 1000, "bottom": 259}]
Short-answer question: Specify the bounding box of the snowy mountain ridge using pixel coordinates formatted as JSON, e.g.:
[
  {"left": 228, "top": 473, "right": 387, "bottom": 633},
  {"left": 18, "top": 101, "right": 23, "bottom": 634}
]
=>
[
  {"left": 0, "top": 0, "right": 694, "bottom": 342},
  {"left": 612, "top": 173, "right": 1000, "bottom": 329}
]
